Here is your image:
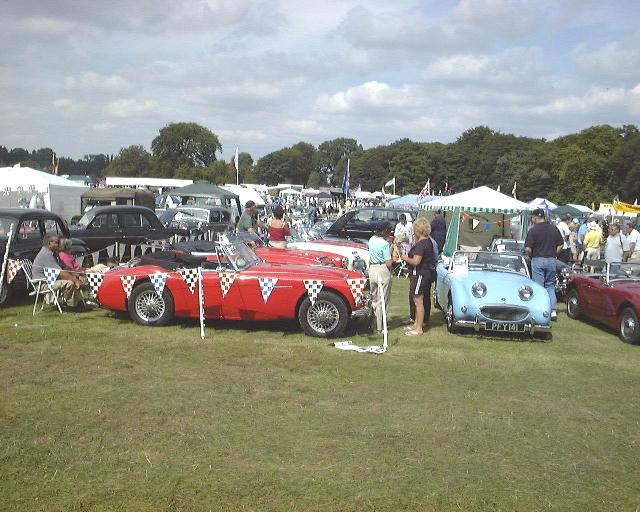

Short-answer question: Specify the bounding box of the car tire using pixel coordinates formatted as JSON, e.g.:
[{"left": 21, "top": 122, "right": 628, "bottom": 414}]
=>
[
  {"left": 565, "top": 289, "right": 581, "bottom": 319},
  {"left": 298, "top": 290, "right": 349, "bottom": 338},
  {"left": 618, "top": 307, "right": 640, "bottom": 345},
  {"left": 128, "top": 281, "right": 175, "bottom": 326},
  {"left": 446, "top": 294, "right": 459, "bottom": 334},
  {"left": 0, "top": 279, "right": 11, "bottom": 307}
]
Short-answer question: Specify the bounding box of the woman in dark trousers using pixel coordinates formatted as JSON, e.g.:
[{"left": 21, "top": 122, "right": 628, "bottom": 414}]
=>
[{"left": 396, "top": 218, "right": 435, "bottom": 336}]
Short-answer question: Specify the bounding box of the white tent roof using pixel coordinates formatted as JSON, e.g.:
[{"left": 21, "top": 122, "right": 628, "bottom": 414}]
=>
[
  {"left": 419, "top": 186, "right": 531, "bottom": 214},
  {"left": 279, "top": 188, "right": 301, "bottom": 195},
  {"left": 566, "top": 203, "right": 593, "bottom": 213},
  {"left": 221, "top": 184, "right": 265, "bottom": 206},
  {"left": 0, "top": 165, "right": 87, "bottom": 192},
  {"left": 528, "top": 197, "right": 558, "bottom": 210}
]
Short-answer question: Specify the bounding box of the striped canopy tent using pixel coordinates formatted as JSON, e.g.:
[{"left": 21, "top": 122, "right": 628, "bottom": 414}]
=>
[{"left": 418, "top": 186, "right": 532, "bottom": 256}]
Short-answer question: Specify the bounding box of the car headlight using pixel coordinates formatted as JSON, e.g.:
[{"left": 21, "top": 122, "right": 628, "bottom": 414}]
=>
[
  {"left": 471, "top": 281, "right": 486, "bottom": 298},
  {"left": 519, "top": 285, "right": 533, "bottom": 301}
]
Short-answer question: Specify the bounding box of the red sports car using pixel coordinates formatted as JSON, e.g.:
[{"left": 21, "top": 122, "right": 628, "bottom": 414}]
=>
[
  {"left": 96, "top": 242, "right": 371, "bottom": 338},
  {"left": 171, "top": 240, "right": 347, "bottom": 269},
  {"left": 565, "top": 261, "right": 640, "bottom": 344}
]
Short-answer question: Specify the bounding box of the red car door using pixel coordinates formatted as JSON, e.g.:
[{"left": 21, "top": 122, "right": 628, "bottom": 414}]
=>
[{"left": 579, "top": 276, "right": 610, "bottom": 321}]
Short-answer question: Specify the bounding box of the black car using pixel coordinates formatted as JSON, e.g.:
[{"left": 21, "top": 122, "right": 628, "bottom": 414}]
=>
[
  {"left": 0, "top": 208, "right": 89, "bottom": 305},
  {"left": 70, "top": 205, "right": 188, "bottom": 256},
  {"left": 325, "top": 207, "right": 415, "bottom": 241},
  {"left": 158, "top": 206, "right": 234, "bottom": 238}
]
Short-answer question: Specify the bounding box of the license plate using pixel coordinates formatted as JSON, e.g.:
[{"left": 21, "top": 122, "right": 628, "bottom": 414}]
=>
[{"left": 489, "top": 322, "right": 525, "bottom": 333}]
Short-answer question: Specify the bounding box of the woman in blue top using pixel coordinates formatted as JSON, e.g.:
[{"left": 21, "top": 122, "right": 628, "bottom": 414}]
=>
[{"left": 368, "top": 221, "right": 393, "bottom": 333}]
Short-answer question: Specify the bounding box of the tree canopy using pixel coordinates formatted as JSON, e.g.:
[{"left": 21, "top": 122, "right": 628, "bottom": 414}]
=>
[{"left": 3, "top": 123, "right": 640, "bottom": 204}]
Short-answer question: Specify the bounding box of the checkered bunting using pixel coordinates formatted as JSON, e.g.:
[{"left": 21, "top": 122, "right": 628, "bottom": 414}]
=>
[
  {"left": 303, "top": 279, "right": 324, "bottom": 306},
  {"left": 220, "top": 272, "right": 237, "bottom": 298},
  {"left": 149, "top": 271, "right": 169, "bottom": 297},
  {"left": 120, "top": 275, "right": 137, "bottom": 299},
  {"left": 177, "top": 267, "right": 199, "bottom": 294},
  {"left": 6, "top": 259, "right": 23, "bottom": 284},
  {"left": 86, "top": 272, "right": 104, "bottom": 298},
  {"left": 43, "top": 267, "right": 61, "bottom": 287},
  {"left": 347, "top": 277, "right": 366, "bottom": 304},
  {"left": 258, "top": 277, "right": 278, "bottom": 304}
]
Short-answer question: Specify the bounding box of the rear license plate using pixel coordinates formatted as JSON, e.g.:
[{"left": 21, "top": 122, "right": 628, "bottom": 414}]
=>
[{"left": 489, "top": 322, "right": 525, "bottom": 332}]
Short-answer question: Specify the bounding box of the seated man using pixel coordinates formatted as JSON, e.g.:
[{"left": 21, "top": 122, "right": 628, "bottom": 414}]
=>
[{"left": 32, "top": 234, "right": 90, "bottom": 310}]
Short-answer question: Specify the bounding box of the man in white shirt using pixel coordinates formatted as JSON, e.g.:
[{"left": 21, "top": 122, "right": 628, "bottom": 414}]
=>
[
  {"left": 394, "top": 214, "right": 413, "bottom": 244},
  {"left": 605, "top": 223, "right": 630, "bottom": 263},
  {"left": 624, "top": 222, "right": 640, "bottom": 259},
  {"left": 555, "top": 214, "right": 572, "bottom": 263}
]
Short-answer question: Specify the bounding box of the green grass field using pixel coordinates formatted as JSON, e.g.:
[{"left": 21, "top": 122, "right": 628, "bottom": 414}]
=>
[{"left": 1, "top": 277, "right": 639, "bottom": 511}]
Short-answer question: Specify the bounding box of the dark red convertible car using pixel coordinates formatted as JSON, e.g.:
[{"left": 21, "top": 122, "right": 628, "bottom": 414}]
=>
[
  {"left": 565, "top": 261, "right": 640, "bottom": 344},
  {"left": 96, "top": 242, "right": 371, "bottom": 338}
]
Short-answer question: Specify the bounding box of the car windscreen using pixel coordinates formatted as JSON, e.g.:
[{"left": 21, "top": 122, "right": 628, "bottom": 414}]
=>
[
  {"left": 177, "top": 208, "right": 208, "bottom": 221},
  {"left": 453, "top": 251, "right": 528, "bottom": 275},
  {"left": 0, "top": 217, "right": 18, "bottom": 239},
  {"left": 608, "top": 262, "right": 640, "bottom": 281},
  {"left": 222, "top": 242, "right": 260, "bottom": 270},
  {"left": 76, "top": 210, "right": 96, "bottom": 228}
]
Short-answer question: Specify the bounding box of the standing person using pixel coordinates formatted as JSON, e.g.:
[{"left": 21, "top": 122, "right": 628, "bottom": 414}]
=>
[
  {"left": 568, "top": 222, "right": 578, "bottom": 263},
  {"left": 237, "top": 200, "right": 266, "bottom": 234},
  {"left": 582, "top": 219, "right": 603, "bottom": 270},
  {"left": 525, "top": 208, "right": 564, "bottom": 320},
  {"left": 397, "top": 218, "right": 435, "bottom": 336},
  {"left": 624, "top": 222, "right": 640, "bottom": 259},
  {"left": 393, "top": 214, "right": 413, "bottom": 244},
  {"left": 577, "top": 218, "right": 588, "bottom": 262},
  {"left": 32, "top": 234, "right": 90, "bottom": 310},
  {"left": 556, "top": 214, "right": 572, "bottom": 264},
  {"left": 267, "top": 205, "right": 291, "bottom": 248},
  {"left": 430, "top": 210, "right": 446, "bottom": 254},
  {"left": 604, "top": 223, "right": 630, "bottom": 264},
  {"left": 368, "top": 221, "right": 393, "bottom": 333}
]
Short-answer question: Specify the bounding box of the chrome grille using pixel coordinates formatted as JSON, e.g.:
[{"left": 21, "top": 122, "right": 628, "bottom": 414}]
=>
[{"left": 480, "top": 305, "right": 529, "bottom": 322}]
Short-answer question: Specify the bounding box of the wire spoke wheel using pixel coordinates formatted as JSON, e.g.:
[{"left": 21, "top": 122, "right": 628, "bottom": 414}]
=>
[
  {"left": 134, "top": 290, "right": 166, "bottom": 322},
  {"left": 619, "top": 307, "right": 640, "bottom": 344},
  {"left": 307, "top": 299, "right": 340, "bottom": 334}
]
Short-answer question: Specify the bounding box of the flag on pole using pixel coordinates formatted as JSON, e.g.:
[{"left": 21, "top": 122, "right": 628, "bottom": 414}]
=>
[
  {"left": 381, "top": 186, "right": 386, "bottom": 203},
  {"left": 418, "top": 179, "right": 430, "bottom": 202},
  {"left": 496, "top": 184, "right": 501, "bottom": 193},
  {"left": 384, "top": 177, "right": 395, "bottom": 188},
  {"left": 511, "top": 181, "right": 517, "bottom": 199},
  {"left": 52, "top": 152, "right": 59, "bottom": 175},
  {"left": 234, "top": 147, "right": 239, "bottom": 185},
  {"left": 341, "top": 158, "right": 350, "bottom": 197}
]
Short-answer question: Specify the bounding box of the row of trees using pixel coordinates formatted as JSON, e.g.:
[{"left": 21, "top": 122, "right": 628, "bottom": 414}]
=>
[{"left": 2, "top": 123, "right": 639, "bottom": 204}]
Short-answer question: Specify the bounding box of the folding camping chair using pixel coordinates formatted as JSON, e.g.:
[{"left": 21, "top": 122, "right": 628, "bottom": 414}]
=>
[{"left": 20, "top": 260, "right": 63, "bottom": 315}]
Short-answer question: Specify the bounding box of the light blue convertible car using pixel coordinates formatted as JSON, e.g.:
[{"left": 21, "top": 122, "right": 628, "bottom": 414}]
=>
[{"left": 434, "top": 251, "right": 552, "bottom": 337}]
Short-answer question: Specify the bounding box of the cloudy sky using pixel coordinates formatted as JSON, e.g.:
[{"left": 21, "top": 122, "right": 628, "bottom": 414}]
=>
[{"left": 1, "top": 0, "right": 639, "bottom": 162}]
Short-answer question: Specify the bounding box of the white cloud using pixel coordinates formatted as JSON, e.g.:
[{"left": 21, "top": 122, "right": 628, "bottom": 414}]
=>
[
  {"left": 516, "top": 84, "right": 640, "bottom": 116},
  {"left": 106, "top": 98, "right": 158, "bottom": 118},
  {"left": 64, "top": 72, "right": 129, "bottom": 91},
  {"left": 283, "top": 119, "right": 324, "bottom": 135},
  {"left": 315, "top": 81, "right": 420, "bottom": 114},
  {"left": 92, "top": 122, "right": 118, "bottom": 132},
  {"left": 573, "top": 33, "right": 640, "bottom": 86}
]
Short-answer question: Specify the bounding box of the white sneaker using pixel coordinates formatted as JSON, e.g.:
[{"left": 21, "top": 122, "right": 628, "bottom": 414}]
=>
[{"left": 551, "top": 311, "right": 557, "bottom": 321}]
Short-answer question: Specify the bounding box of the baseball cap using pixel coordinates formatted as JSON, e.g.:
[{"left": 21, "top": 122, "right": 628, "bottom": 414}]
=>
[{"left": 531, "top": 208, "right": 546, "bottom": 217}]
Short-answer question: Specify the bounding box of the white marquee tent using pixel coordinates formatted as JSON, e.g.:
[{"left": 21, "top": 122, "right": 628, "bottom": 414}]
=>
[
  {"left": 0, "top": 165, "right": 88, "bottom": 222},
  {"left": 418, "top": 186, "right": 532, "bottom": 255}
]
